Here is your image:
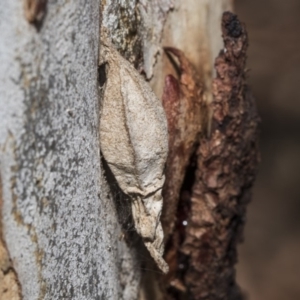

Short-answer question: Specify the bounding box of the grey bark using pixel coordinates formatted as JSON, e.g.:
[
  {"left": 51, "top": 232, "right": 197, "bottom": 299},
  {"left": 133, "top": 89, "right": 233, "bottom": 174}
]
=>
[
  {"left": 0, "top": 0, "right": 231, "bottom": 299},
  {"left": 0, "top": 1, "right": 139, "bottom": 299}
]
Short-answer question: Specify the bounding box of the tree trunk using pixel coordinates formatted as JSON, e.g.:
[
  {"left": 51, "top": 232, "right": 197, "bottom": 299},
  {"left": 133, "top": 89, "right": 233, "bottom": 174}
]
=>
[
  {"left": 0, "top": 1, "right": 138, "bottom": 299},
  {"left": 0, "top": 1, "right": 259, "bottom": 300}
]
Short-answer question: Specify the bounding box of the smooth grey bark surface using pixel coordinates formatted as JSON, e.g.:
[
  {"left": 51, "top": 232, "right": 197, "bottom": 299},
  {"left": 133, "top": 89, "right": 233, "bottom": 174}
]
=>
[{"left": 0, "top": 1, "right": 139, "bottom": 299}]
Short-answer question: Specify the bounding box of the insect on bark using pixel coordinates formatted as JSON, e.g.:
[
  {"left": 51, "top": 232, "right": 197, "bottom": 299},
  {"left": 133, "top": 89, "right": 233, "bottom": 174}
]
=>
[{"left": 99, "top": 31, "right": 169, "bottom": 273}]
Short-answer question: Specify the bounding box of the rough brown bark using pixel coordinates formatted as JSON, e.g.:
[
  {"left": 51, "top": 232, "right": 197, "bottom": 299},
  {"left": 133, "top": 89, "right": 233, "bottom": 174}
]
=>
[
  {"left": 161, "top": 12, "right": 260, "bottom": 300},
  {"left": 0, "top": 178, "right": 22, "bottom": 300}
]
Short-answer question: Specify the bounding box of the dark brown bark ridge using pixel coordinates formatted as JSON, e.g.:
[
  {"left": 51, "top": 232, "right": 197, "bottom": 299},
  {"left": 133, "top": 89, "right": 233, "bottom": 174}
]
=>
[{"left": 162, "top": 11, "right": 260, "bottom": 300}]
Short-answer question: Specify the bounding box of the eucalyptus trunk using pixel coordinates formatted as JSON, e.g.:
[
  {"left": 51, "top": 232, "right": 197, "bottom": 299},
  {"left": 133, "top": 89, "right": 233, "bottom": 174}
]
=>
[{"left": 0, "top": 1, "right": 259, "bottom": 300}]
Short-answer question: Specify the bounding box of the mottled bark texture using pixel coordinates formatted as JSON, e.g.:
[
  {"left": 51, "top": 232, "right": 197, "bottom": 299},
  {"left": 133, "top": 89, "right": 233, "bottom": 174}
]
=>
[
  {"left": 0, "top": 1, "right": 141, "bottom": 299},
  {"left": 101, "top": 0, "right": 173, "bottom": 78},
  {"left": 161, "top": 12, "right": 260, "bottom": 300}
]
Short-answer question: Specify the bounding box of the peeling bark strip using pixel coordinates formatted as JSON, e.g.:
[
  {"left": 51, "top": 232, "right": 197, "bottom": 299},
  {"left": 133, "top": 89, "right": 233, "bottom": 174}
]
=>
[
  {"left": 158, "top": 48, "right": 203, "bottom": 298},
  {"left": 161, "top": 12, "right": 259, "bottom": 299},
  {"left": 181, "top": 12, "right": 259, "bottom": 299},
  {"left": 161, "top": 48, "right": 203, "bottom": 241}
]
